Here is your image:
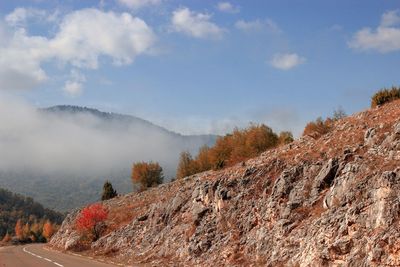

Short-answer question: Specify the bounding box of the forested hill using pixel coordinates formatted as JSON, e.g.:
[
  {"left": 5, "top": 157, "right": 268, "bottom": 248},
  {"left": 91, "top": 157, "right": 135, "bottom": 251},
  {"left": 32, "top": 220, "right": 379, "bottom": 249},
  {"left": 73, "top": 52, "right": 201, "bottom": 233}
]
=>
[{"left": 0, "top": 187, "right": 64, "bottom": 238}]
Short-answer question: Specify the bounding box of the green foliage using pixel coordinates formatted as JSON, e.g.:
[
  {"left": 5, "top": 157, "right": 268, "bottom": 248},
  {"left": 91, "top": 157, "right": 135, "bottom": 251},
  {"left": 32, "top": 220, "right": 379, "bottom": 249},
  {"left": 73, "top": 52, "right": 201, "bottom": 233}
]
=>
[
  {"left": 131, "top": 162, "right": 164, "bottom": 191},
  {"left": 101, "top": 181, "right": 117, "bottom": 201},
  {"left": 371, "top": 87, "right": 400, "bottom": 107}
]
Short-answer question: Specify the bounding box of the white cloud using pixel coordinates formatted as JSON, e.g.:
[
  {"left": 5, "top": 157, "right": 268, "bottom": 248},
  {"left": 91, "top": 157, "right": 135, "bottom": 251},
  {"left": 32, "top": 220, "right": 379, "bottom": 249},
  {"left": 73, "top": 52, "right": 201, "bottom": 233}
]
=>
[
  {"left": 349, "top": 10, "right": 400, "bottom": 53},
  {"left": 381, "top": 10, "right": 400, "bottom": 27},
  {"left": 63, "top": 69, "right": 86, "bottom": 97},
  {"left": 217, "top": 2, "right": 240, "bottom": 14},
  {"left": 5, "top": 7, "right": 46, "bottom": 26},
  {"left": 117, "top": 0, "right": 161, "bottom": 10},
  {"left": 63, "top": 81, "right": 83, "bottom": 97},
  {"left": 270, "top": 53, "right": 306, "bottom": 70},
  {"left": 171, "top": 7, "right": 225, "bottom": 39},
  {"left": 0, "top": 8, "right": 156, "bottom": 91},
  {"left": 235, "top": 18, "right": 281, "bottom": 33}
]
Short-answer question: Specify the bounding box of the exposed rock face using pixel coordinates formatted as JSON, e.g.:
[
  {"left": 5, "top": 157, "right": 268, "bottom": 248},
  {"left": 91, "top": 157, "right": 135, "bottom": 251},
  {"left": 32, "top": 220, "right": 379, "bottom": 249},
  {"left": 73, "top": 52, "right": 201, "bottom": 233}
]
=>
[{"left": 50, "top": 100, "right": 400, "bottom": 266}]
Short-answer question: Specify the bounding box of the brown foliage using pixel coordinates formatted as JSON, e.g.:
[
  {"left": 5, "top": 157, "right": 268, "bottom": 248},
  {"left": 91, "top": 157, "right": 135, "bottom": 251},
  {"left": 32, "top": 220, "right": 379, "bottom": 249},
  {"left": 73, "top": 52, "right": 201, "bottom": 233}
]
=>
[
  {"left": 371, "top": 86, "right": 400, "bottom": 108},
  {"left": 15, "top": 219, "right": 23, "bottom": 240},
  {"left": 42, "top": 220, "right": 55, "bottom": 241},
  {"left": 175, "top": 124, "right": 287, "bottom": 179},
  {"left": 131, "top": 161, "right": 163, "bottom": 191},
  {"left": 303, "top": 117, "right": 333, "bottom": 139},
  {"left": 2, "top": 232, "right": 11, "bottom": 243},
  {"left": 176, "top": 151, "right": 198, "bottom": 180}
]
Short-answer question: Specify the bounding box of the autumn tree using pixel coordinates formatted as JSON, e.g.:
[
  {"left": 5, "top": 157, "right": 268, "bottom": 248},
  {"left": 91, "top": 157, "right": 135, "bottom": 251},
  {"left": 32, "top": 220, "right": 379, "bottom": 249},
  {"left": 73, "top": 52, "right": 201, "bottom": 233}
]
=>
[
  {"left": 30, "top": 221, "right": 42, "bottom": 242},
  {"left": 42, "top": 220, "right": 55, "bottom": 241},
  {"left": 76, "top": 203, "right": 108, "bottom": 241},
  {"left": 101, "top": 180, "right": 117, "bottom": 201},
  {"left": 195, "top": 145, "right": 212, "bottom": 171},
  {"left": 15, "top": 219, "right": 23, "bottom": 240},
  {"left": 23, "top": 223, "right": 30, "bottom": 240},
  {"left": 2, "top": 232, "right": 11, "bottom": 243},
  {"left": 278, "top": 131, "right": 294, "bottom": 145},
  {"left": 131, "top": 162, "right": 163, "bottom": 191},
  {"left": 176, "top": 151, "right": 197, "bottom": 179}
]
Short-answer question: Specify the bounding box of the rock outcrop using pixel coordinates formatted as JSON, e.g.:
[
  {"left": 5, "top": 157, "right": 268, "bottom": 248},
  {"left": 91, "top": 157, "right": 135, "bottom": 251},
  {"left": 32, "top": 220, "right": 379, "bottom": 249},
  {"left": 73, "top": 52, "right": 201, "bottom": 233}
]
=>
[{"left": 50, "top": 100, "right": 400, "bottom": 266}]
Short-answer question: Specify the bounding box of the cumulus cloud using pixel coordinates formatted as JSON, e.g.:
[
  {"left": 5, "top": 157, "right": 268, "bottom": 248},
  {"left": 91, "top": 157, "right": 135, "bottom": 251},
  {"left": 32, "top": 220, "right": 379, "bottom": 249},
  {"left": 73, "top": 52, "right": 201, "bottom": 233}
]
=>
[
  {"left": 5, "top": 7, "right": 47, "bottom": 26},
  {"left": 349, "top": 10, "right": 400, "bottom": 53},
  {"left": 171, "top": 7, "right": 225, "bottom": 39},
  {"left": 0, "top": 8, "right": 156, "bottom": 91},
  {"left": 217, "top": 2, "right": 240, "bottom": 14},
  {"left": 63, "top": 69, "right": 86, "bottom": 97},
  {"left": 269, "top": 53, "right": 306, "bottom": 70},
  {"left": 117, "top": 0, "right": 161, "bottom": 10},
  {"left": 235, "top": 18, "right": 281, "bottom": 33}
]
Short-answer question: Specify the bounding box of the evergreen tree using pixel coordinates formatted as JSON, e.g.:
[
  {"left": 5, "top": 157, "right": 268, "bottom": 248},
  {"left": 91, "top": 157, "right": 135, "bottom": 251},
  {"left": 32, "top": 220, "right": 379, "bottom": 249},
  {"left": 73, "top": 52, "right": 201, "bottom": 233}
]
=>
[{"left": 101, "top": 180, "right": 117, "bottom": 201}]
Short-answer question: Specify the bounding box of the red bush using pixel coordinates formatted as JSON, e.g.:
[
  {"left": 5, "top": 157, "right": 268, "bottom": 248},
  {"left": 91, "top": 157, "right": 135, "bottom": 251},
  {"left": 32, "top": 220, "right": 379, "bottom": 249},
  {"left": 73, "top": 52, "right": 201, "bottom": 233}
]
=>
[{"left": 76, "top": 203, "right": 108, "bottom": 240}]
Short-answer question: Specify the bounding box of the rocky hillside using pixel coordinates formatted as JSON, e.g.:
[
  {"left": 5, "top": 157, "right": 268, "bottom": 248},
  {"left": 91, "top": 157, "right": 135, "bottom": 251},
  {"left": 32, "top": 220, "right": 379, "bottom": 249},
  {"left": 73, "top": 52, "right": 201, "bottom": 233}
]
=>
[{"left": 50, "top": 100, "right": 400, "bottom": 266}]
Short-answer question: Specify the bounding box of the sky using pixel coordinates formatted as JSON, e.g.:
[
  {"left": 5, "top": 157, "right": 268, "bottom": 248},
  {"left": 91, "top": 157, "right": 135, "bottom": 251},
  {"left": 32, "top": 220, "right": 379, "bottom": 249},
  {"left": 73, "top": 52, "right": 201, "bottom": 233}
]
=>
[{"left": 0, "top": 0, "right": 400, "bottom": 136}]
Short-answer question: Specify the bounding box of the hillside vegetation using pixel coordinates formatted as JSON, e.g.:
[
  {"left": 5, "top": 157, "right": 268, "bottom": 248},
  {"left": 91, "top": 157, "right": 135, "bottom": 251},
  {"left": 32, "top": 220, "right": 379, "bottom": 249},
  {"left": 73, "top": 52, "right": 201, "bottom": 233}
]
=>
[
  {"left": 51, "top": 96, "right": 400, "bottom": 266},
  {"left": 0, "top": 188, "right": 64, "bottom": 242}
]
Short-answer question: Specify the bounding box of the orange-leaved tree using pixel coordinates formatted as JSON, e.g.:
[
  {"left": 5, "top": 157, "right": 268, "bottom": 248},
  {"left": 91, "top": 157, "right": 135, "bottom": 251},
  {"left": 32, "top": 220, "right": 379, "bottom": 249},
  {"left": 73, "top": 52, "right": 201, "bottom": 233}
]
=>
[
  {"left": 15, "top": 219, "right": 23, "bottom": 240},
  {"left": 42, "top": 220, "right": 55, "bottom": 241},
  {"left": 131, "top": 161, "right": 163, "bottom": 191},
  {"left": 76, "top": 203, "right": 108, "bottom": 241}
]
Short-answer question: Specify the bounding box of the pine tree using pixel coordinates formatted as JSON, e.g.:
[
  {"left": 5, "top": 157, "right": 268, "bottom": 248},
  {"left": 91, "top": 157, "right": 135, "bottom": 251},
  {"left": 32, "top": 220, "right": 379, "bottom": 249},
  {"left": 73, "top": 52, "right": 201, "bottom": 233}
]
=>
[{"left": 101, "top": 180, "right": 117, "bottom": 201}]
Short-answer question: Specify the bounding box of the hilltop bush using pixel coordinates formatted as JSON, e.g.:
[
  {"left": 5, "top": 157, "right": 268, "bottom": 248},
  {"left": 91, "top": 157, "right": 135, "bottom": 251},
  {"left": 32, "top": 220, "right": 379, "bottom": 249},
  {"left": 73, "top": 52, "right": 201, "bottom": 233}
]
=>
[
  {"left": 176, "top": 124, "right": 292, "bottom": 179},
  {"left": 131, "top": 162, "right": 163, "bottom": 191},
  {"left": 303, "top": 107, "right": 347, "bottom": 139},
  {"left": 371, "top": 87, "right": 400, "bottom": 107}
]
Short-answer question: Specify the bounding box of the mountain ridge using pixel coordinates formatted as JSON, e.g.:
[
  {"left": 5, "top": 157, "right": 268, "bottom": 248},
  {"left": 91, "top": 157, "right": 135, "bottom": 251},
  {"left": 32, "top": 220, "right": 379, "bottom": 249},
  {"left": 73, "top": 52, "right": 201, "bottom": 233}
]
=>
[{"left": 0, "top": 105, "right": 218, "bottom": 211}]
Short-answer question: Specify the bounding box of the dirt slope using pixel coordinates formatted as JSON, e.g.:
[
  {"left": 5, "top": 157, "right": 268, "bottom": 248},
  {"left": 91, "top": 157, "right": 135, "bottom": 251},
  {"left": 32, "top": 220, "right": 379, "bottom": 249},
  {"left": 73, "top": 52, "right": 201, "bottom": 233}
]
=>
[{"left": 50, "top": 100, "right": 400, "bottom": 266}]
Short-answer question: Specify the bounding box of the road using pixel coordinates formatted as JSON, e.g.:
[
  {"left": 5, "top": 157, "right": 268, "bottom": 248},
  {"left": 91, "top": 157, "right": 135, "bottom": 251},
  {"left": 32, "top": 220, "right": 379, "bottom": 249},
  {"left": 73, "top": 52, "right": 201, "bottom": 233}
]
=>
[{"left": 0, "top": 244, "right": 116, "bottom": 267}]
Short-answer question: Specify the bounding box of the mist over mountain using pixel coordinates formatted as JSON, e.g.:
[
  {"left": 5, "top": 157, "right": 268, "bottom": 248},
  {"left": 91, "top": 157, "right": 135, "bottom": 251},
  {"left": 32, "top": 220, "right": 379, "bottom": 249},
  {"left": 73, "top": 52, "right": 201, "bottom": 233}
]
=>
[{"left": 0, "top": 100, "right": 217, "bottom": 211}]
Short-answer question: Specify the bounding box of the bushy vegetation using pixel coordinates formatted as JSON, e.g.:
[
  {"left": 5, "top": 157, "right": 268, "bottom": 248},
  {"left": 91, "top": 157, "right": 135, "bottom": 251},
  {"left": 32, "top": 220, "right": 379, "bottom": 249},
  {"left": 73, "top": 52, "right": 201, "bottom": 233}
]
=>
[
  {"left": 101, "top": 181, "right": 117, "bottom": 201},
  {"left": 0, "top": 187, "right": 63, "bottom": 243},
  {"left": 176, "top": 124, "right": 293, "bottom": 179},
  {"left": 371, "top": 86, "right": 400, "bottom": 107},
  {"left": 131, "top": 162, "right": 164, "bottom": 191},
  {"left": 303, "top": 107, "right": 346, "bottom": 139},
  {"left": 76, "top": 203, "right": 108, "bottom": 241}
]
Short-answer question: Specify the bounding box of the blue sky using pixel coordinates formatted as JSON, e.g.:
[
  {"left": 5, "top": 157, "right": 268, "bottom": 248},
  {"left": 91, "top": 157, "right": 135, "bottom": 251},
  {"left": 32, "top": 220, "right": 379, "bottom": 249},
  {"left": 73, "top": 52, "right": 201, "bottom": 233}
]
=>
[{"left": 0, "top": 1, "right": 399, "bottom": 136}]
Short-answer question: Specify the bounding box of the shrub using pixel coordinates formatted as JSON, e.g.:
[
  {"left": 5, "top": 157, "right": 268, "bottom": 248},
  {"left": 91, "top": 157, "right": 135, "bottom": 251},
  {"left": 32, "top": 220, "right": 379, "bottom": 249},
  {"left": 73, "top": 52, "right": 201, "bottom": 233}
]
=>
[
  {"left": 303, "top": 117, "right": 333, "bottom": 139},
  {"left": 371, "top": 87, "right": 400, "bottom": 107},
  {"left": 176, "top": 151, "right": 198, "bottom": 179},
  {"left": 278, "top": 131, "right": 294, "bottom": 145},
  {"left": 76, "top": 203, "right": 108, "bottom": 241},
  {"left": 176, "top": 124, "right": 287, "bottom": 175},
  {"left": 131, "top": 161, "right": 163, "bottom": 191}
]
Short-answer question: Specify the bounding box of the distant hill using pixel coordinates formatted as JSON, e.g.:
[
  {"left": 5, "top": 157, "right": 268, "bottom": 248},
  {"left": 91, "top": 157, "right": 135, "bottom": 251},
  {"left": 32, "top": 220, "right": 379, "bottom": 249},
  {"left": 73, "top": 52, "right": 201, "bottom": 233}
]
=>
[
  {"left": 0, "top": 187, "right": 64, "bottom": 238},
  {"left": 0, "top": 105, "right": 217, "bottom": 212}
]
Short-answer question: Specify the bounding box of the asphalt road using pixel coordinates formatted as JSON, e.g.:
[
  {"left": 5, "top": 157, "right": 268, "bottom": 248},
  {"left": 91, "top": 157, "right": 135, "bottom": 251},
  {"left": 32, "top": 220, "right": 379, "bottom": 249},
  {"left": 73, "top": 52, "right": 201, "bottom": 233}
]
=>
[{"left": 0, "top": 244, "right": 116, "bottom": 267}]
